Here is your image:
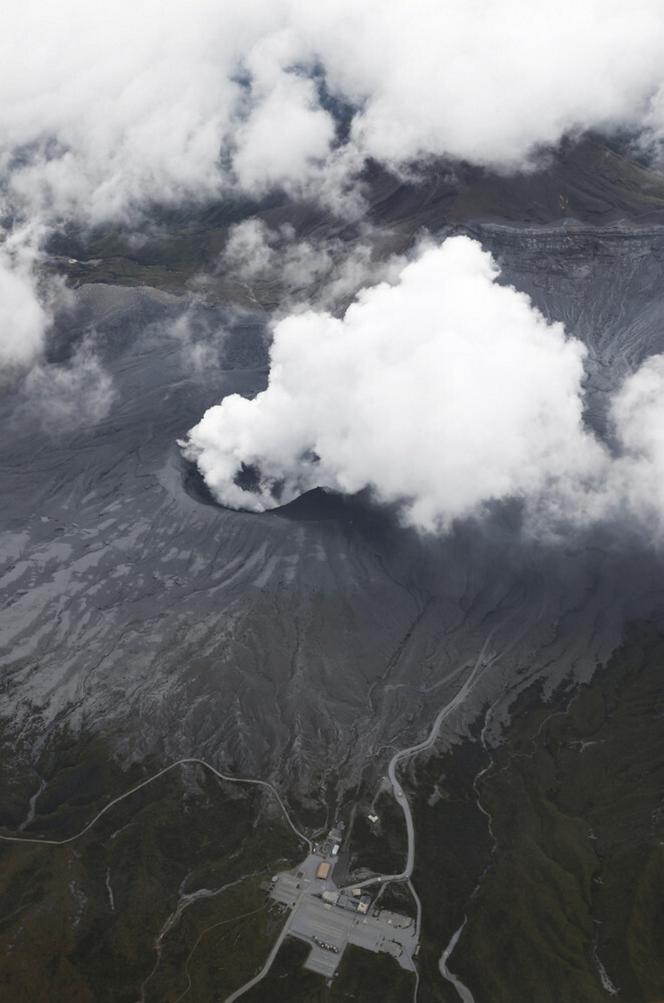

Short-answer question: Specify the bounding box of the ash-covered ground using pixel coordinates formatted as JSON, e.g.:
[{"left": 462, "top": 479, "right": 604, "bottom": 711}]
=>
[
  {"left": 3, "top": 144, "right": 664, "bottom": 790},
  {"left": 2, "top": 142, "right": 664, "bottom": 1002}
]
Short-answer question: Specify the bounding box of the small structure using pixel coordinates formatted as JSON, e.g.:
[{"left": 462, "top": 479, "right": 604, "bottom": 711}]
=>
[
  {"left": 327, "top": 823, "right": 345, "bottom": 855},
  {"left": 336, "top": 891, "right": 372, "bottom": 915},
  {"left": 368, "top": 812, "right": 379, "bottom": 823},
  {"left": 270, "top": 862, "right": 418, "bottom": 982}
]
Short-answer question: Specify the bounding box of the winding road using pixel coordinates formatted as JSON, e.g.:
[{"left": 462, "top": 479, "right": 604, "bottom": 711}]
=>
[
  {"left": 341, "top": 631, "right": 499, "bottom": 893},
  {"left": 0, "top": 757, "right": 312, "bottom": 853},
  {"left": 1, "top": 633, "right": 503, "bottom": 1003},
  {"left": 227, "top": 632, "right": 503, "bottom": 1003}
]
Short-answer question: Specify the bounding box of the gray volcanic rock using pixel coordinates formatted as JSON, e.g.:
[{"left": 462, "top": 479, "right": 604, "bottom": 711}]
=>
[{"left": 3, "top": 210, "right": 664, "bottom": 799}]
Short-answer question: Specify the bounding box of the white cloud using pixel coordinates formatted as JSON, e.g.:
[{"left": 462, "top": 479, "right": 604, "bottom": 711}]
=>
[
  {"left": 232, "top": 31, "right": 335, "bottom": 198},
  {"left": 167, "top": 307, "right": 224, "bottom": 374},
  {"left": 22, "top": 339, "right": 115, "bottom": 429},
  {"left": 223, "top": 219, "right": 279, "bottom": 281},
  {"left": 306, "top": 0, "right": 664, "bottom": 171},
  {"left": 0, "top": 1, "right": 340, "bottom": 224},
  {"left": 3, "top": 1, "right": 664, "bottom": 229},
  {"left": 182, "top": 237, "right": 610, "bottom": 532},
  {"left": 5, "top": 0, "right": 664, "bottom": 413},
  {"left": 609, "top": 356, "right": 664, "bottom": 533},
  {"left": 221, "top": 218, "right": 407, "bottom": 310},
  {"left": 0, "top": 236, "right": 50, "bottom": 370}
]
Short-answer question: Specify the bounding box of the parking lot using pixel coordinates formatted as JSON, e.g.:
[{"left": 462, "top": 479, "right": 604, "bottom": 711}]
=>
[
  {"left": 276, "top": 881, "right": 417, "bottom": 978},
  {"left": 269, "top": 844, "right": 417, "bottom": 982}
]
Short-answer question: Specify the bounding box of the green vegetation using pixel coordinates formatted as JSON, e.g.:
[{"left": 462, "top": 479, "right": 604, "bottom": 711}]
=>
[
  {"left": 408, "top": 734, "right": 493, "bottom": 1002},
  {"left": 346, "top": 791, "right": 407, "bottom": 878},
  {"left": 242, "top": 939, "right": 415, "bottom": 1002},
  {"left": 2, "top": 620, "right": 663, "bottom": 1001},
  {"left": 0, "top": 727, "right": 299, "bottom": 1002},
  {"left": 45, "top": 137, "right": 664, "bottom": 299},
  {"left": 142, "top": 878, "right": 284, "bottom": 1002},
  {"left": 374, "top": 880, "right": 416, "bottom": 917},
  {"left": 407, "top": 621, "right": 664, "bottom": 1003}
]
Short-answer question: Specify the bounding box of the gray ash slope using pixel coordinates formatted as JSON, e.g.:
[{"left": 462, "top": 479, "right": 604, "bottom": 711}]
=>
[{"left": 3, "top": 141, "right": 664, "bottom": 796}]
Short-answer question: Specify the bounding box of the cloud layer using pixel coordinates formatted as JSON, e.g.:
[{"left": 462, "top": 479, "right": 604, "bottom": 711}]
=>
[
  {"left": 0, "top": 230, "right": 53, "bottom": 371},
  {"left": 3, "top": 0, "right": 664, "bottom": 228},
  {"left": 22, "top": 339, "right": 115, "bottom": 430},
  {"left": 5, "top": 1, "right": 664, "bottom": 373},
  {"left": 6, "top": 0, "right": 664, "bottom": 432},
  {"left": 221, "top": 219, "right": 408, "bottom": 312}
]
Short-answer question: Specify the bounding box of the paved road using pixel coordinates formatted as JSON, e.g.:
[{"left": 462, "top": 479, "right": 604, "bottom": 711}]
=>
[
  {"left": 0, "top": 757, "right": 312, "bottom": 853},
  {"left": 1, "top": 637, "right": 501, "bottom": 1003},
  {"left": 221, "top": 634, "right": 504, "bottom": 1001},
  {"left": 0, "top": 757, "right": 317, "bottom": 1003},
  {"left": 388, "top": 632, "right": 496, "bottom": 877},
  {"left": 224, "top": 896, "right": 301, "bottom": 1003},
  {"left": 407, "top": 877, "right": 423, "bottom": 1003},
  {"left": 340, "top": 634, "right": 499, "bottom": 894},
  {"left": 227, "top": 630, "right": 508, "bottom": 1001}
]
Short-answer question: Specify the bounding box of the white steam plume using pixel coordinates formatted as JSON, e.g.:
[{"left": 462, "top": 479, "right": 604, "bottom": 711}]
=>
[{"left": 182, "top": 237, "right": 611, "bottom": 533}]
